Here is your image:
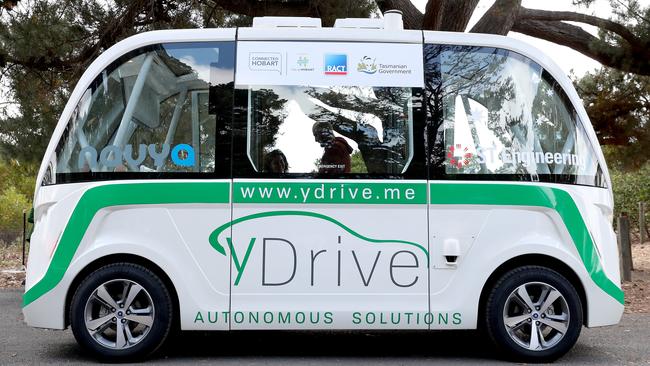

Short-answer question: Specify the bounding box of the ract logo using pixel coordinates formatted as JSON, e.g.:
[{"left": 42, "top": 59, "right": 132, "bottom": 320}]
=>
[{"left": 324, "top": 54, "right": 347, "bottom": 75}]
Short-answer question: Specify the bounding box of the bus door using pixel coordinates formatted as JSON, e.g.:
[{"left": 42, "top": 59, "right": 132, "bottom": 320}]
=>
[
  {"left": 425, "top": 42, "right": 570, "bottom": 329},
  {"left": 221, "top": 40, "right": 430, "bottom": 330}
]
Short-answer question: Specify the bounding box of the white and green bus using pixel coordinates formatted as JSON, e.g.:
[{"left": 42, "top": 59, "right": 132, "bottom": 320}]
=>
[{"left": 23, "top": 12, "right": 623, "bottom": 362}]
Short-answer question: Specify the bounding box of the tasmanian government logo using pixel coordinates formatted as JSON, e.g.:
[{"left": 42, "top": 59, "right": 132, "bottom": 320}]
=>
[
  {"left": 357, "top": 56, "right": 377, "bottom": 74},
  {"left": 324, "top": 54, "right": 347, "bottom": 75}
]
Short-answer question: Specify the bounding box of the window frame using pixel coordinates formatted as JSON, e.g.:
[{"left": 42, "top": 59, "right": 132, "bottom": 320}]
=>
[{"left": 231, "top": 84, "right": 427, "bottom": 181}]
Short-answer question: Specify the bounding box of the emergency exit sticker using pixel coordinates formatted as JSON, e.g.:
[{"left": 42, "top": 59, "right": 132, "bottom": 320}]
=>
[{"left": 236, "top": 41, "right": 424, "bottom": 87}]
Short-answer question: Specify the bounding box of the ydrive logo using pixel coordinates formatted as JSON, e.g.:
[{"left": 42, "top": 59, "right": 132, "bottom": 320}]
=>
[{"left": 324, "top": 54, "right": 347, "bottom": 75}]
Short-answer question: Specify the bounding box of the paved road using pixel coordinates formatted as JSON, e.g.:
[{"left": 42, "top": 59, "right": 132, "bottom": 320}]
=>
[{"left": 1, "top": 289, "right": 648, "bottom": 365}]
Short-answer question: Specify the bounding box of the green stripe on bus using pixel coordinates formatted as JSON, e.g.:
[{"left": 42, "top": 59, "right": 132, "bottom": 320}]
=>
[
  {"left": 22, "top": 182, "right": 230, "bottom": 307},
  {"left": 23, "top": 181, "right": 623, "bottom": 307},
  {"left": 429, "top": 183, "right": 624, "bottom": 304}
]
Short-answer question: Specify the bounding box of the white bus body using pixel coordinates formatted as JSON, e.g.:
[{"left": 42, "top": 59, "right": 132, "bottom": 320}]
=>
[{"left": 23, "top": 14, "right": 623, "bottom": 362}]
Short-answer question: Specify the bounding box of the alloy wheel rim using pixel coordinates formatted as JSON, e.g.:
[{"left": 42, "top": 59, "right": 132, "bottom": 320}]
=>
[
  {"left": 502, "top": 281, "right": 570, "bottom": 351},
  {"left": 83, "top": 279, "right": 155, "bottom": 350}
]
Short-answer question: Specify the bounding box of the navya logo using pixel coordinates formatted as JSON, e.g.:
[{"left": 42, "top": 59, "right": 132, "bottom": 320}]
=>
[
  {"left": 78, "top": 143, "right": 195, "bottom": 171},
  {"left": 324, "top": 54, "right": 347, "bottom": 75}
]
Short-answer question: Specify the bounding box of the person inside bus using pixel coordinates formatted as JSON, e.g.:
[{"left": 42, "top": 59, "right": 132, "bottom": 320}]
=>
[
  {"left": 263, "top": 149, "right": 289, "bottom": 173},
  {"left": 312, "top": 121, "right": 353, "bottom": 174},
  {"left": 305, "top": 87, "right": 406, "bottom": 174}
]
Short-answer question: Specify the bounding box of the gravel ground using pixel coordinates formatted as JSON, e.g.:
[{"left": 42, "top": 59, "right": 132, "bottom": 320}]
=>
[
  {"left": 0, "top": 243, "right": 24, "bottom": 288},
  {"left": 623, "top": 241, "right": 650, "bottom": 313}
]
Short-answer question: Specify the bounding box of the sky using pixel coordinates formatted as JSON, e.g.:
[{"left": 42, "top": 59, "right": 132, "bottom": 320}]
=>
[{"left": 411, "top": 0, "right": 644, "bottom": 77}]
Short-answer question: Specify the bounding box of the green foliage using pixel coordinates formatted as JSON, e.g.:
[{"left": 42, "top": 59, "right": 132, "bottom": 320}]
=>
[
  {"left": 0, "top": 158, "right": 36, "bottom": 199},
  {"left": 0, "top": 185, "right": 29, "bottom": 241},
  {"left": 0, "top": 1, "right": 83, "bottom": 162},
  {"left": 0, "top": 0, "right": 250, "bottom": 163},
  {"left": 0, "top": 188, "right": 28, "bottom": 246},
  {"left": 575, "top": 68, "right": 650, "bottom": 170},
  {"left": 0, "top": 159, "right": 35, "bottom": 243},
  {"left": 350, "top": 151, "right": 367, "bottom": 173},
  {"left": 610, "top": 163, "right": 650, "bottom": 230},
  {"left": 0, "top": 0, "right": 374, "bottom": 163},
  {"left": 585, "top": 1, "right": 650, "bottom": 74},
  {"left": 251, "top": 89, "right": 288, "bottom": 152},
  {"left": 571, "top": 1, "right": 650, "bottom": 171}
]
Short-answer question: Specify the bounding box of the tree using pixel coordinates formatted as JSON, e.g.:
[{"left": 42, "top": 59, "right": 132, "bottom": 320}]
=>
[
  {"left": 0, "top": 0, "right": 376, "bottom": 162},
  {"left": 575, "top": 68, "right": 650, "bottom": 170},
  {"left": 191, "top": 0, "right": 650, "bottom": 77},
  {"left": 1, "top": 0, "right": 649, "bottom": 163},
  {"left": 250, "top": 88, "right": 287, "bottom": 152},
  {"left": 0, "top": 0, "right": 21, "bottom": 12},
  {"left": 376, "top": 0, "right": 650, "bottom": 76}
]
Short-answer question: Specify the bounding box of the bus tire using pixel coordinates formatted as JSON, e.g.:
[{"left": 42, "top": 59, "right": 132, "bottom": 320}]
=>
[
  {"left": 70, "top": 263, "right": 173, "bottom": 362},
  {"left": 484, "top": 265, "right": 583, "bottom": 363}
]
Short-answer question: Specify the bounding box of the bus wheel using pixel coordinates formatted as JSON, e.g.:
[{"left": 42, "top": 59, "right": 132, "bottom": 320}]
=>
[
  {"left": 70, "top": 263, "right": 173, "bottom": 361},
  {"left": 484, "top": 265, "right": 583, "bottom": 363}
]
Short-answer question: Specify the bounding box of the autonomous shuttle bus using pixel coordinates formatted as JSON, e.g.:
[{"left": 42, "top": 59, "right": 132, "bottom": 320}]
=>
[{"left": 23, "top": 12, "right": 623, "bottom": 362}]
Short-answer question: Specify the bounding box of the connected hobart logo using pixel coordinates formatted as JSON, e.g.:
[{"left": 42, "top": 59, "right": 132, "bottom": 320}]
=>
[
  {"left": 324, "top": 54, "right": 347, "bottom": 75},
  {"left": 249, "top": 52, "right": 282, "bottom": 73}
]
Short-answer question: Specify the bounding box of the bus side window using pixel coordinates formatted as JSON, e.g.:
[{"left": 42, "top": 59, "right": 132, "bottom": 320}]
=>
[
  {"left": 424, "top": 44, "right": 605, "bottom": 187},
  {"left": 242, "top": 85, "right": 417, "bottom": 176},
  {"left": 53, "top": 42, "right": 235, "bottom": 183}
]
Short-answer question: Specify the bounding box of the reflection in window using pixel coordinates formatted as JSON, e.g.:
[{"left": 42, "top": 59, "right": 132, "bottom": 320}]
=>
[
  {"left": 246, "top": 85, "right": 414, "bottom": 175},
  {"left": 425, "top": 45, "right": 604, "bottom": 187},
  {"left": 54, "top": 42, "right": 234, "bottom": 179}
]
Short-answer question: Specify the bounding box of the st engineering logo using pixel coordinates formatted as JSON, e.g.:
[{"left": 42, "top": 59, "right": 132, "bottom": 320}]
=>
[{"left": 324, "top": 54, "right": 347, "bottom": 75}]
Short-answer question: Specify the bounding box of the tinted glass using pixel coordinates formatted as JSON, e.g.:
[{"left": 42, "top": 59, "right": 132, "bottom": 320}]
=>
[
  {"left": 424, "top": 45, "right": 605, "bottom": 187},
  {"left": 245, "top": 85, "right": 415, "bottom": 175},
  {"left": 52, "top": 42, "right": 234, "bottom": 184}
]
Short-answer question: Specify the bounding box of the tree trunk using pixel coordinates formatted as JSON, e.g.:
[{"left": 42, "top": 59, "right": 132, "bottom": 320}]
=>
[
  {"left": 470, "top": 0, "right": 522, "bottom": 35},
  {"left": 210, "top": 0, "right": 314, "bottom": 17},
  {"left": 512, "top": 19, "right": 650, "bottom": 75},
  {"left": 422, "top": 0, "right": 479, "bottom": 31}
]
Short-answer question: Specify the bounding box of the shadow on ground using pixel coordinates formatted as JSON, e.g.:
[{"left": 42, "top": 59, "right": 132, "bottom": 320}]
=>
[
  {"left": 165, "top": 329, "right": 494, "bottom": 359},
  {"left": 53, "top": 329, "right": 499, "bottom": 364},
  {"left": 3, "top": 290, "right": 648, "bottom": 365}
]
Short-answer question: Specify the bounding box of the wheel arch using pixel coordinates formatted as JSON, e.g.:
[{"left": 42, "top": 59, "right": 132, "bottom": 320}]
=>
[
  {"left": 64, "top": 253, "right": 181, "bottom": 329},
  {"left": 477, "top": 254, "right": 588, "bottom": 326}
]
